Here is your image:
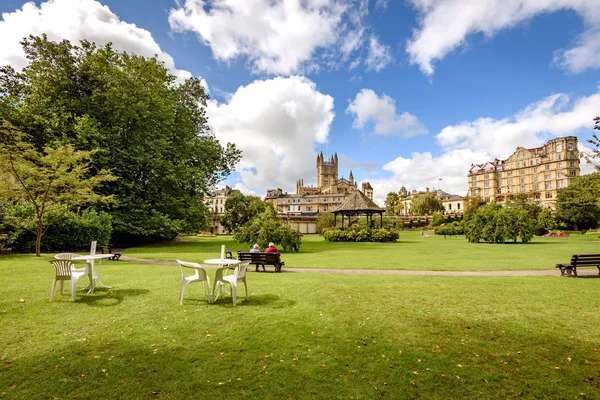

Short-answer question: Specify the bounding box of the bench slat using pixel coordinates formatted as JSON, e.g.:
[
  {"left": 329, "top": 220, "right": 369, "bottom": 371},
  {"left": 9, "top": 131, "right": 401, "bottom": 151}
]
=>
[{"left": 557, "top": 254, "right": 600, "bottom": 277}]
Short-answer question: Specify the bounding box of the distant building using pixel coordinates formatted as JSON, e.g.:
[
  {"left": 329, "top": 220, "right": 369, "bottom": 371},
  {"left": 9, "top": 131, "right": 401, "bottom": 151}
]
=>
[
  {"left": 265, "top": 152, "right": 374, "bottom": 215},
  {"left": 468, "top": 136, "right": 580, "bottom": 209},
  {"left": 398, "top": 186, "right": 466, "bottom": 215},
  {"left": 203, "top": 185, "right": 240, "bottom": 234}
]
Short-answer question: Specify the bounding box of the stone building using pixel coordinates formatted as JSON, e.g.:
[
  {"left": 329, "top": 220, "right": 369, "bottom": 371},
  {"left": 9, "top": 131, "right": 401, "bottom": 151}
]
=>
[
  {"left": 468, "top": 136, "right": 580, "bottom": 209},
  {"left": 398, "top": 187, "right": 467, "bottom": 215},
  {"left": 265, "top": 152, "right": 374, "bottom": 216},
  {"left": 203, "top": 185, "right": 240, "bottom": 234}
]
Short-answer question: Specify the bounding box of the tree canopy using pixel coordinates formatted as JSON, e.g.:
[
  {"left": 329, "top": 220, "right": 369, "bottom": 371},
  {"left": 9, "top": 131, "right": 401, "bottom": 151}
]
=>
[
  {"left": 0, "top": 121, "right": 115, "bottom": 255},
  {"left": 410, "top": 191, "right": 444, "bottom": 215},
  {"left": 0, "top": 35, "right": 240, "bottom": 245},
  {"left": 384, "top": 192, "right": 399, "bottom": 215},
  {"left": 220, "top": 192, "right": 266, "bottom": 234},
  {"left": 555, "top": 173, "right": 600, "bottom": 231},
  {"left": 233, "top": 206, "right": 302, "bottom": 252}
]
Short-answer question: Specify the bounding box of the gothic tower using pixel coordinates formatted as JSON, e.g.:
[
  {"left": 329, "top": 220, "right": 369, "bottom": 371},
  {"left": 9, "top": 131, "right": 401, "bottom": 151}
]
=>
[{"left": 316, "top": 152, "right": 338, "bottom": 189}]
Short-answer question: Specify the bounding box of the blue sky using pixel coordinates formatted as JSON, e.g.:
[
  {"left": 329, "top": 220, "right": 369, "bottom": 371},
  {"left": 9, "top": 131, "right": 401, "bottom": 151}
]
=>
[{"left": 1, "top": 0, "right": 599, "bottom": 204}]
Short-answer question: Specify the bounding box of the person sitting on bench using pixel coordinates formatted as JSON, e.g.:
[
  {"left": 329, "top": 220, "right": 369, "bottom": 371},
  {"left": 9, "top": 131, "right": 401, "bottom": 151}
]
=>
[
  {"left": 264, "top": 242, "right": 280, "bottom": 261},
  {"left": 250, "top": 244, "right": 261, "bottom": 253}
]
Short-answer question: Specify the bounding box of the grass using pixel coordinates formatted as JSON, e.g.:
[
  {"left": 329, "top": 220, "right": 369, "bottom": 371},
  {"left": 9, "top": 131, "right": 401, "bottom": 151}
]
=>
[
  {"left": 1, "top": 250, "right": 599, "bottom": 399},
  {"left": 123, "top": 232, "right": 600, "bottom": 271}
]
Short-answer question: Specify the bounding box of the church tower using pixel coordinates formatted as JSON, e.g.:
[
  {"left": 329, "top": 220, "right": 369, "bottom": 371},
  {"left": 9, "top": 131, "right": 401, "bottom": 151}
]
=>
[{"left": 316, "top": 152, "right": 338, "bottom": 189}]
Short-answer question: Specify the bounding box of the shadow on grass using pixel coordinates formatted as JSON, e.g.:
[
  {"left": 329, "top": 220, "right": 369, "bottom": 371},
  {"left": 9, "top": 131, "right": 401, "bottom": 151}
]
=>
[
  {"left": 77, "top": 288, "right": 150, "bottom": 307},
  {"left": 210, "top": 294, "right": 296, "bottom": 308}
]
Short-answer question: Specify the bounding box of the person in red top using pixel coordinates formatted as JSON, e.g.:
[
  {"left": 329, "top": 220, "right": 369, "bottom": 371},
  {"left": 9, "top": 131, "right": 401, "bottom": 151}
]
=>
[{"left": 264, "top": 242, "right": 279, "bottom": 254}]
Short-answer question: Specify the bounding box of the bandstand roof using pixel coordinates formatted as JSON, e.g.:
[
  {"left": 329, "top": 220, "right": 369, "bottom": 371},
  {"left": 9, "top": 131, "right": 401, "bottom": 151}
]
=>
[{"left": 333, "top": 190, "right": 384, "bottom": 214}]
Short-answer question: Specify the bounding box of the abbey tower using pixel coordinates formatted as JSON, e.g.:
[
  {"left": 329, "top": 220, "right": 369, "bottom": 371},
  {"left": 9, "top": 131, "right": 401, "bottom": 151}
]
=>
[{"left": 316, "top": 152, "right": 339, "bottom": 188}]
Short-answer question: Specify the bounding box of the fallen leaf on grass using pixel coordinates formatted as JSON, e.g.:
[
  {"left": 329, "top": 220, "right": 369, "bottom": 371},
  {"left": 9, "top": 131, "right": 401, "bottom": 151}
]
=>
[
  {"left": 18, "top": 299, "right": 25, "bottom": 303},
  {"left": 412, "top": 371, "right": 419, "bottom": 375}
]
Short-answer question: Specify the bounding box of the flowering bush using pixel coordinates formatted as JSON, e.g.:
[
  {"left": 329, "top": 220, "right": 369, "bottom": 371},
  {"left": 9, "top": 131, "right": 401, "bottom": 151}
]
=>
[
  {"left": 542, "top": 231, "right": 570, "bottom": 237},
  {"left": 323, "top": 228, "right": 398, "bottom": 242}
]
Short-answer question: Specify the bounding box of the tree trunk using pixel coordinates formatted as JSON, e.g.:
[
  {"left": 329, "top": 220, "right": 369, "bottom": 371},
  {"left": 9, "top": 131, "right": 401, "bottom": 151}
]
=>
[{"left": 36, "top": 221, "right": 43, "bottom": 257}]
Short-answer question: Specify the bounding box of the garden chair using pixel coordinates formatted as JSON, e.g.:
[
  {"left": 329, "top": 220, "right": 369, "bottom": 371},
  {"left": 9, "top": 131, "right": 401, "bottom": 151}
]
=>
[
  {"left": 54, "top": 253, "right": 93, "bottom": 288},
  {"left": 176, "top": 260, "right": 211, "bottom": 305},
  {"left": 213, "top": 262, "right": 249, "bottom": 306},
  {"left": 49, "top": 259, "right": 89, "bottom": 301}
]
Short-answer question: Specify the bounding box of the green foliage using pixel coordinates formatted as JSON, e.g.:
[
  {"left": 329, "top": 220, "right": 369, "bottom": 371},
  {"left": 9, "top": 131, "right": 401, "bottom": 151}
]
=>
[
  {"left": 0, "top": 35, "right": 240, "bottom": 245},
  {"left": 410, "top": 191, "right": 444, "bottom": 215},
  {"left": 463, "top": 196, "right": 487, "bottom": 221},
  {"left": 220, "top": 192, "right": 266, "bottom": 234},
  {"left": 316, "top": 212, "right": 337, "bottom": 234},
  {"left": 0, "top": 201, "right": 111, "bottom": 253},
  {"left": 431, "top": 212, "right": 445, "bottom": 227},
  {"left": 0, "top": 121, "right": 115, "bottom": 255},
  {"left": 464, "top": 202, "right": 536, "bottom": 244},
  {"left": 535, "top": 208, "right": 557, "bottom": 235},
  {"left": 586, "top": 116, "right": 600, "bottom": 170},
  {"left": 555, "top": 173, "right": 600, "bottom": 230},
  {"left": 434, "top": 221, "right": 464, "bottom": 237},
  {"left": 234, "top": 206, "right": 302, "bottom": 252},
  {"left": 384, "top": 192, "right": 399, "bottom": 215},
  {"left": 323, "top": 227, "right": 399, "bottom": 242}
]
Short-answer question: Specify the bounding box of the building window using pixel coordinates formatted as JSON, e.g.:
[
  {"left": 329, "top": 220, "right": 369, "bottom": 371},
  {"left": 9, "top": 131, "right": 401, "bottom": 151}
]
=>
[
  {"left": 556, "top": 144, "right": 562, "bottom": 152},
  {"left": 471, "top": 176, "right": 477, "bottom": 181},
  {"left": 519, "top": 178, "right": 525, "bottom": 184},
  {"left": 507, "top": 171, "right": 513, "bottom": 176},
  {"left": 532, "top": 167, "right": 538, "bottom": 173},
  {"left": 557, "top": 180, "right": 564, "bottom": 188},
  {"left": 307, "top": 206, "right": 312, "bottom": 212},
  {"left": 457, "top": 204, "right": 461, "bottom": 210},
  {"left": 570, "top": 161, "right": 575, "bottom": 167},
  {"left": 544, "top": 173, "right": 551, "bottom": 180},
  {"left": 484, "top": 189, "right": 489, "bottom": 195},
  {"left": 520, "top": 170, "right": 525, "bottom": 175},
  {"left": 567, "top": 143, "right": 573, "bottom": 150},
  {"left": 532, "top": 183, "right": 539, "bottom": 191},
  {"left": 497, "top": 173, "right": 502, "bottom": 178},
  {"left": 545, "top": 182, "right": 552, "bottom": 190},
  {"left": 532, "top": 176, "right": 538, "bottom": 182},
  {"left": 536, "top": 159, "right": 540, "bottom": 165},
  {"left": 545, "top": 164, "right": 550, "bottom": 170},
  {"left": 556, "top": 154, "right": 562, "bottom": 161},
  {"left": 323, "top": 205, "right": 328, "bottom": 211},
  {"left": 529, "top": 160, "right": 533, "bottom": 166},
  {"left": 497, "top": 188, "right": 502, "bottom": 194},
  {"left": 569, "top": 170, "right": 576, "bottom": 176},
  {"left": 508, "top": 178, "right": 513, "bottom": 184},
  {"left": 484, "top": 182, "right": 490, "bottom": 187},
  {"left": 545, "top": 192, "right": 552, "bottom": 199},
  {"left": 520, "top": 186, "right": 526, "bottom": 192},
  {"left": 517, "top": 162, "right": 521, "bottom": 167},
  {"left": 498, "top": 180, "right": 503, "bottom": 186},
  {"left": 556, "top": 172, "right": 563, "bottom": 178},
  {"left": 484, "top": 174, "right": 489, "bottom": 179},
  {"left": 557, "top": 162, "right": 562, "bottom": 168}
]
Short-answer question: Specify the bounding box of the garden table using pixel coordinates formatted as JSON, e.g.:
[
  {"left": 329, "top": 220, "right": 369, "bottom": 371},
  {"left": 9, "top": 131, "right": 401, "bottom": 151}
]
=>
[
  {"left": 72, "top": 254, "right": 114, "bottom": 294},
  {"left": 203, "top": 258, "right": 241, "bottom": 303}
]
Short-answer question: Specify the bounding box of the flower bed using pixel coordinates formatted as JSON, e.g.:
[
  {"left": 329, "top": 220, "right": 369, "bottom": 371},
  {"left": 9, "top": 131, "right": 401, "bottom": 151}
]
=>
[{"left": 542, "top": 232, "right": 570, "bottom": 237}]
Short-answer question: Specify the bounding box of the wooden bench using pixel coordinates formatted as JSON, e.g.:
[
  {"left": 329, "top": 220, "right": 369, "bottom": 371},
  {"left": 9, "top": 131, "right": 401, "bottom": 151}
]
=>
[
  {"left": 99, "top": 246, "right": 121, "bottom": 261},
  {"left": 556, "top": 254, "right": 600, "bottom": 277},
  {"left": 237, "top": 251, "right": 284, "bottom": 272}
]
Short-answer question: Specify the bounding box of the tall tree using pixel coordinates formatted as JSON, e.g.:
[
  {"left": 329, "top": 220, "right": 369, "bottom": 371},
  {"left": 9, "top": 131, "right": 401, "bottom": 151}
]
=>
[
  {"left": 0, "top": 35, "right": 240, "bottom": 244},
  {"left": 587, "top": 116, "right": 600, "bottom": 170},
  {"left": 384, "top": 192, "right": 399, "bottom": 215},
  {"left": 411, "top": 191, "right": 444, "bottom": 215},
  {"left": 555, "top": 173, "right": 600, "bottom": 230},
  {"left": 0, "top": 121, "right": 115, "bottom": 256},
  {"left": 220, "top": 192, "right": 266, "bottom": 233}
]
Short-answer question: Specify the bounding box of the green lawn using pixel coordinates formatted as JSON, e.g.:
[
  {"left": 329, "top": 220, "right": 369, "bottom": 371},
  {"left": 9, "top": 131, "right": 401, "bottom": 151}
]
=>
[
  {"left": 123, "top": 232, "right": 600, "bottom": 271},
  {"left": 1, "top": 251, "right": 599, "bottom": 399}
]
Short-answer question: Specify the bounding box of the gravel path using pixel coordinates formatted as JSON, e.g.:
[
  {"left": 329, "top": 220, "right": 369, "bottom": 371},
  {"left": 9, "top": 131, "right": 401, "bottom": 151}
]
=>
[{"left": 120, "top": 255, "right": 567, "bottom": 277}]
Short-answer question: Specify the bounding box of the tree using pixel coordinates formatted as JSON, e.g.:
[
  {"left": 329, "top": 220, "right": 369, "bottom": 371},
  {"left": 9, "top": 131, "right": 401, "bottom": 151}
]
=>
[
  {"left": 410, "top": 191, "right": 444, "bottom": 215},
  {"left": 464, "top": 202, "right": 535, "bottom": 244},
  {"left": 0, "top": 122, "right": 115, "bottom": 256},
  {"left": 384, "top": 192, "right": 399, "bottom": 215},
  {"left": 316, "top": 212, "right": 336, "bottom": 234},
  {"left": 463, "top": 196, "right": 487, "bottom": 221},
  {"left": 555, "top": 173, "right": 600, "bottom": 230},
  {"left": 586, "top": 117, "right": 600, "bottom": 170},
  {"left": 234, "top": 206, "right": 302, "bottom": 252},
  {"left": 0, "top": 35, "right": 240, "bottom": 245},
  {"left": 220, "top": 192, "right": 266, "bottom": 233}
]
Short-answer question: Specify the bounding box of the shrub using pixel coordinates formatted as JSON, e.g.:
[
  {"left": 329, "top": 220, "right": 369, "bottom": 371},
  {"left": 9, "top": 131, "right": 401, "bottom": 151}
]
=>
[{"left": 323, "top": 227, "right": 398, "bottom": 242}]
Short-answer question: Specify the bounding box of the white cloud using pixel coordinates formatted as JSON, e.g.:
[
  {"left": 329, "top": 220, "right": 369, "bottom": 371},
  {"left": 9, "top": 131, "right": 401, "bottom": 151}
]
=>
[
  {"left": 207, "top": 76, "right": 334, "bottom": 193},
  {"left": 169, "top": 0, "right": 349, "bottom": 75},
  {"left": 436, "top": 91, "right": 600, "bottom": 156},
  {"left": 169, "top": 0, "right": 386, "bottom": 75},
  {"left": 365, "top": 35, "right": 393, "bottom": 72},
  {"left": 369, "top": 88, "right": 600, "bottom": 205},
  {"left": 0, "top": 0, "right": 191, "bottom": 81},
  {"left": 406, "top": 0, "right": 600, "bottom": 76},
  {"left": 346, "top": 89, "right": 427, "bottom": 137}
]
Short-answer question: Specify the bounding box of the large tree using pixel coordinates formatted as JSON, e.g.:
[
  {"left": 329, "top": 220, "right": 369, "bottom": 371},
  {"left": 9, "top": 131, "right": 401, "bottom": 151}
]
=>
[
  {"left": 0, "top": 121, "right": 115, "bottom": 256},
  {"left": 220, "top": 192, "right": 266, "bottom": 234},
  {"left": 410, "top": 191, "right": 444, "bottom": 215},
  {"left": 0, "top": 35, "right": 240, "bottom": 244},
  {"left": 555, "top": 173, "right": 600, "bottom": 231},
  {"left": 587, "top": 116, "right": 600, "bottom": 170},
  {"left": 384, "top": 192, "right": 399, "bottom": 215}
]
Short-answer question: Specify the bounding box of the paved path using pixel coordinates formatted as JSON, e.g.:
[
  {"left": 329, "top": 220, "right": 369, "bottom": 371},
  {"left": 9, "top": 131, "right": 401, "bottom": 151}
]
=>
[{"left": 120, "top": 255, "right": 565, "bottom": 277}]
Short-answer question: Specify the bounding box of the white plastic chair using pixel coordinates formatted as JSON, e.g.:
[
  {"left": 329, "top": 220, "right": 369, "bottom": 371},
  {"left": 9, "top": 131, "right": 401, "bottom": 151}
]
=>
[
  {"left": 176, "top": 260, "right": 211, "bottom": 305},
  {"left": 55, "top": 253, "right": 93, "bottom": 289},
  {"left": 213, "top": 262, "right": 248, "bottom": 306},
  {"left": 50, "top": 260, "right": 88, "bottom": 301}
]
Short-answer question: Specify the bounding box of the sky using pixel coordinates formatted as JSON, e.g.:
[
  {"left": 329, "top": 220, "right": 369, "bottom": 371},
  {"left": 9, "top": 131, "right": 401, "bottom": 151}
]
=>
[{"left": 1, "top": 0, "right": 599, "bottom": 205}]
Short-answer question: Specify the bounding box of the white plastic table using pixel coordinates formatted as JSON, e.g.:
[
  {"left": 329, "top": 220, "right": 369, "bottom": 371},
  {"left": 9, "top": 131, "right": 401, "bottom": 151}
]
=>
[
  {"left": 72, "top": 254, "right": 114, "bottom": 293},
  {"left": 203, "top": 258, "right": 241, "bottom": 302}
]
